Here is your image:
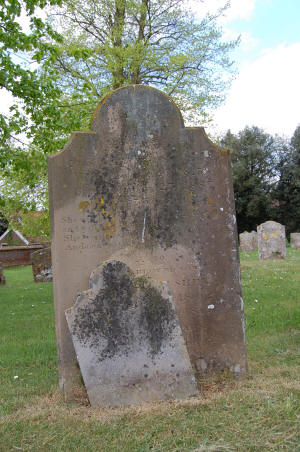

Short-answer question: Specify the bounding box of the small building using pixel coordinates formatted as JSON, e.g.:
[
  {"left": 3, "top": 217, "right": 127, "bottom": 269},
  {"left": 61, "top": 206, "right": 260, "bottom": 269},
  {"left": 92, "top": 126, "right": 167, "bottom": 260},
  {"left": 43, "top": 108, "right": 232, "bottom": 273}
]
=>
[{"left": 0, "top": 229, "right": 29, "bottom": 247}]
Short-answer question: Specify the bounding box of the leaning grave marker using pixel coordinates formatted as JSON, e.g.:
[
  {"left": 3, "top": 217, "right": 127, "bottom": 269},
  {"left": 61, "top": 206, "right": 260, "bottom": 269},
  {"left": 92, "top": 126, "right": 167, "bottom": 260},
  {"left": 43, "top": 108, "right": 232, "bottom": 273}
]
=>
[
  {"left": 49, "top": 85, "right": 247, "bottom": 402},
  {"left": 65, "top": 260, "right": 198, "bottom": 407}
]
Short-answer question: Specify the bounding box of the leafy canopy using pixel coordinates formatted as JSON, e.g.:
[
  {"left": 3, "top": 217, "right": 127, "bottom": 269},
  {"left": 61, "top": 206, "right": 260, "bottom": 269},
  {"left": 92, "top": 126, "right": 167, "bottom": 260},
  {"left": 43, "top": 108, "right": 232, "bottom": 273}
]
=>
[{"left": 0, "top": 0, "right": 239, "bottom": 237}]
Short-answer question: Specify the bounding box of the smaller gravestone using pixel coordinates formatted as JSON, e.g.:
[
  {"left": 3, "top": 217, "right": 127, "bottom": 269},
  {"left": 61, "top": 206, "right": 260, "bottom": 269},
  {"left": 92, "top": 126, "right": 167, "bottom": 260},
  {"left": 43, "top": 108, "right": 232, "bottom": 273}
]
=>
[
  {"left": 0, "top": 266, "right": 6, "bottom": 285},
  {"left": 290, "top": 233, "right": 300, "bottom": 249},
  {"left": 31, "top": 247, "right": 52, "bottom": 282},
  {"left": 240, "top": 231, "right": 257, "bottom": 252},
  {"left": 257, "top": 221, "right": 286, "bottom": 260},
  {"left": 65, "top": 260, "right": 198, "bottom": 407}
]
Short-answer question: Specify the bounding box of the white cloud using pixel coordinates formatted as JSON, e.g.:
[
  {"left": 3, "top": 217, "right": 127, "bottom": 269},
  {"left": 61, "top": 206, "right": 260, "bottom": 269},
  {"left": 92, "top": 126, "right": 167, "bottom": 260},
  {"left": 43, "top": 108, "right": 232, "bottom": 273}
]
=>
[
  {"left": 190, "top": 0, "right": 256, "bottom": 23},
  {"left": 239, "top": 32, "right": 259, "bottom": 51},
  {"left": 0, "top": 89, "right": 15, "bottom": 116},
  {"left": 210, "top": 43, "right": 300, "bottom": 138}
]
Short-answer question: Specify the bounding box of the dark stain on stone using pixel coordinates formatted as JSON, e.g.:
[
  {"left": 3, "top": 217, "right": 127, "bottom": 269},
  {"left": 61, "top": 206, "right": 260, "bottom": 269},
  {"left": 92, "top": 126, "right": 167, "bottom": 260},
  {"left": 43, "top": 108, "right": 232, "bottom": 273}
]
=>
[
  {"left": 71, "top": 261, "right": 135, "bottom": 360},
  {"left": 140, "top": 284, "right": 177, "bottom": 358},
  {"left": 71, "top": 261, "right": 177, "bottom": 362}
]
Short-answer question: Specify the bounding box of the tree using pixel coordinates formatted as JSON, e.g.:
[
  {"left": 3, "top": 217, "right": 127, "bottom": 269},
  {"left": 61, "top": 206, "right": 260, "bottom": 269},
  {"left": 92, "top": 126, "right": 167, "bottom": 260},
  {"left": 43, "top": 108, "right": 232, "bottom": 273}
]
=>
[
  {"left": 46, "top": 0, "right": 238, "bottom": 117},
  {"left": 5, "top": 0, "right": 239, "bottom": 161},
  {"left": 221, "top": 126, "right": 276, "bottom": 233},
  {"left": 0, "top": 0, "right": 62, "bottom": 167},
  {"left": 272, "top": 125, "right": 300, "bottom": 234},
  {"left": 0, "top": 0, "right": 239, "bottom": 232}
]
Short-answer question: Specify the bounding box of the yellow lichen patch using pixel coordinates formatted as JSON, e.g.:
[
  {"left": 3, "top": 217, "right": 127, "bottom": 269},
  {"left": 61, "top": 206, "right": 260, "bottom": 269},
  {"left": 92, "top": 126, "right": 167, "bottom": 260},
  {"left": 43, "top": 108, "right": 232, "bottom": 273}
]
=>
[
  {"left": 101, "top": 208, "right": 109, "bottom": 218},
  {"left": 105, "top": 218, "right": 117, "bottom": 240},
  {"left": 187, "top": 191, "right": 196, "bottom": 212},
  {"left": 78, "top": 201, "right": 90, "bottom": 213},
  {"left": 270, "top": 231, "right": 280, "bottom": 238}
]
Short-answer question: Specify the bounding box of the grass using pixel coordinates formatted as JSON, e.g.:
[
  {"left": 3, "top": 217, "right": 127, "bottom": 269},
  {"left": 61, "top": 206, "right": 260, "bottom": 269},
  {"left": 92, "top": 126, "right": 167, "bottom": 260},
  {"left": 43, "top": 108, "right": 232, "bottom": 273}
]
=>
[{"left": 0, "top": 250, "right": 299, "bottom": 451}]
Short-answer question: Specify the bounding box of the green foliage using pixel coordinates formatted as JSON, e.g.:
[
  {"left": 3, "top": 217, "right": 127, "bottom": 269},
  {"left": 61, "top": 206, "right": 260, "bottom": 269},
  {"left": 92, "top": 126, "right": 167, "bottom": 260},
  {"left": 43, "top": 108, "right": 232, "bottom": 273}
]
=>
[
  {"left": 0, "top": 146, "right": 49, "bottom": 239},
  {"left": 0, "top": 0, "right": 239, "bottom": 232},
  {"left": 0, "top": 0, "right": 62, "bottom": 152},
  {"left": 221, "top": 126, "right": 277, "bottom": 233},
  {"left": 19, "top": 210, "right": 50, "bottom": 240},
  {"left": 272, "top": 125, "right": 300, "bottom": 234},
  {"left": 0, "top": 212, "right": 8, "bottom": 236},
  {"left": 2, "top": 0, "right": 239, "bottom": 162}
]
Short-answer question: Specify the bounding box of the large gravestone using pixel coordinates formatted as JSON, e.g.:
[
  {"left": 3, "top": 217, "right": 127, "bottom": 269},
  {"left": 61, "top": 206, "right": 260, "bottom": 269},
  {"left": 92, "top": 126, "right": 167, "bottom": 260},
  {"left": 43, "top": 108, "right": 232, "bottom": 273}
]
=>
[
  {"left": 290, "top": 233, "right": 300, "bottom": 249},
  {"left": 257, "top": 221, "right": 286, "bottom": 260},
  {"left": 239, "top": 231, "right": 257, "bottom": 252},
  {"left": 49, "top": 85, "right": 247, "bottom": 401},
  {"left": 65, "top": 260, "right": 198, "bottom": 407}
]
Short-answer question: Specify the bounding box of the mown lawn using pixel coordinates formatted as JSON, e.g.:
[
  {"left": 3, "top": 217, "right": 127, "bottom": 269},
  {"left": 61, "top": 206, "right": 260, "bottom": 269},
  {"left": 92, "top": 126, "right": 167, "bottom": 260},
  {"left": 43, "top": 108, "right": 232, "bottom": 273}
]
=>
[{"left": 0, "top": 250, "right": 299, "bottom": 451}]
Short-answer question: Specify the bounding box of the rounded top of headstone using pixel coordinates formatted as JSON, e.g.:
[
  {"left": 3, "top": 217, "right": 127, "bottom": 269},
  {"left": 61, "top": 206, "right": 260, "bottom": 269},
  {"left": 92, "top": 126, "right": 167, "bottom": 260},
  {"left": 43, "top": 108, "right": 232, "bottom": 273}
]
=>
[
  {"left": 90, "top": 85, "right": 184, "bottom": 134},
  {"left": 257, "top": 220, "right": 284, "bottom": 229}
]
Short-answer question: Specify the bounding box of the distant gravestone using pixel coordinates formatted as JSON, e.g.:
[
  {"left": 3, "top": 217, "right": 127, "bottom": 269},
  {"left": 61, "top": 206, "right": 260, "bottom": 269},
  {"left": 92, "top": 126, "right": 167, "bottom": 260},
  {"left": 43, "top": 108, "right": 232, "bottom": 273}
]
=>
[
  {"left": 65, "top": 260, "right": 198, "bottom": 407},
  {"left": 290, "top": 233, "right": 300, "bottom": 249},
  {"left": 257, "top": 221, "right": 286, "bottom": 260},
  {"left": 0, "top": 266, "right": 6, "bottom": 285},
  {"left": 239, "top": 231, "right": 257, "bottom": 252},
  {"left": 49, "top": 85, "right": 247, "bottom": 401},
  {"left": 31, "top": 247, "right": 52, "bottom": 282}
]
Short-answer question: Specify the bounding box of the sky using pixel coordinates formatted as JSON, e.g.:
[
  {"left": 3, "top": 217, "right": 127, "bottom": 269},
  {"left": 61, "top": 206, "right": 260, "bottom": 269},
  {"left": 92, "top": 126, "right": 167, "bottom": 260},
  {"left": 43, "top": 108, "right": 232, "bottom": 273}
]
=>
[{"left": 195, "top": 0, "right": 300, "bottom": 138}]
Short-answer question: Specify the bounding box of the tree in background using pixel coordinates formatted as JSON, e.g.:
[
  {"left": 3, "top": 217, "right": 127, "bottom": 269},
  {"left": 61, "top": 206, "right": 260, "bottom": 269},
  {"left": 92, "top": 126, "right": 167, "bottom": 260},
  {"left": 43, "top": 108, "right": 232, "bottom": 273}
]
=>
[
  {"left": 272, "top": 125, "right": 300, "bottom": 235},
  {"left": 0, "top": 0, "right": 240, "bottom": 237},
  {"left": 7, "top": 0, "right": 239, "bottom": 161},
  {"left": 221, "top": 126, "right": 277, "bottom": 234},
  {"left": 44, "top": 0, "right": 238, "bottom": 121},
  {"left": 0, "top": 0, "right": 62, "bottom": 164}
]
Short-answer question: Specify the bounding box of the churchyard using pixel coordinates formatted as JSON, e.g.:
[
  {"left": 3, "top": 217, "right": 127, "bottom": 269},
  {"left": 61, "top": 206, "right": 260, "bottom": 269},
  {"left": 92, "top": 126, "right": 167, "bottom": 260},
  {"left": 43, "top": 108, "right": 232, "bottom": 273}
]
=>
[{"left": 0, "top": 248, "right": 299, "bottom": 451}]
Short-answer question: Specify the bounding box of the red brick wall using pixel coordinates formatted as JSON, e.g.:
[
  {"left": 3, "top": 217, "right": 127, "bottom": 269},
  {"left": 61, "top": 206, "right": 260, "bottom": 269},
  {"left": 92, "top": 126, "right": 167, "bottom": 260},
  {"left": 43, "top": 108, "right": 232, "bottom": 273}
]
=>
[{"left": 0, "top": 245, "right": 46, "bottom": 267}]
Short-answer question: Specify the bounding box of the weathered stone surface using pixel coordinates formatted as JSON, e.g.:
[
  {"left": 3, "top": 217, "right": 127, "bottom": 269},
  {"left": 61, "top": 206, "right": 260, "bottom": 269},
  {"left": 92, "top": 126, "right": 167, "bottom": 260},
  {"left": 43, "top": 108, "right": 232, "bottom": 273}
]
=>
[
  {"left": 250, "top": 230, "right": 257, "bottom": 248},
  {"left": 257, "top": 221, "right": 286, "bottom": 260},
  {"left": 31, "top": 247, "right": 53, "bottom": 282},
  {"left": 239, "top": 231, "right": 257, "bottom": 252},
  {"left": 65, "top": 260, "right": 198, "bottom": 407},
  {"left": 49, "top": 85, "right": 247, "bottom": 400},
  {"left": 290, "top": 233, "right": 300, "bottom": 249},
  {"left": 0, "top": 266, "right": 6, "bottom": 285}
]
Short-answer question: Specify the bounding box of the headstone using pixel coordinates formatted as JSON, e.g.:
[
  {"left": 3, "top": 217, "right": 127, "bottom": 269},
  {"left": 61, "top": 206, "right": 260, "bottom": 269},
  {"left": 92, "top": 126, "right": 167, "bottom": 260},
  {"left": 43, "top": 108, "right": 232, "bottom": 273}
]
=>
[
  {"left": 49, "top": 85, "right": 247, "bottom": 401},
  {"left": 31, "top": 247, "right": 53, "bottom": 282},
  {"left": 290, "top": 233, "right": 300, "bottom": 249},
  {"left": 0, "top": 266, "right": 6, "bottom": 285},
  {"left": 239, "top": 231, "right": 257, "bottom": 252},
  {"left": 65, "top": 260, "right": 198, "bottom": 407},
  {"left": 257, "top": 221, "right": 286, "bottom": 260}
]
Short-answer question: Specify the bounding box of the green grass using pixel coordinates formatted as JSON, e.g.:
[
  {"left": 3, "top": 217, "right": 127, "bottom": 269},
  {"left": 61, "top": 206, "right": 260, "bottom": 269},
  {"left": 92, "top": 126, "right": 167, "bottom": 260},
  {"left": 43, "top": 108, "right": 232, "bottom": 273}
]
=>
[{"left": 0, "top": 252, "right": 299, "bottom": 451}]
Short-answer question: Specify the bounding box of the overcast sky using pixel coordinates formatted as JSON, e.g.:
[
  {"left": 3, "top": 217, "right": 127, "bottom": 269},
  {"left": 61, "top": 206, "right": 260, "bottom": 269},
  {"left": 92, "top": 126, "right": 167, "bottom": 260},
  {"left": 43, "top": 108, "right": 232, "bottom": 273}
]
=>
[{"left": 195, "top": 0, "right": 300, "bottom": 138}]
